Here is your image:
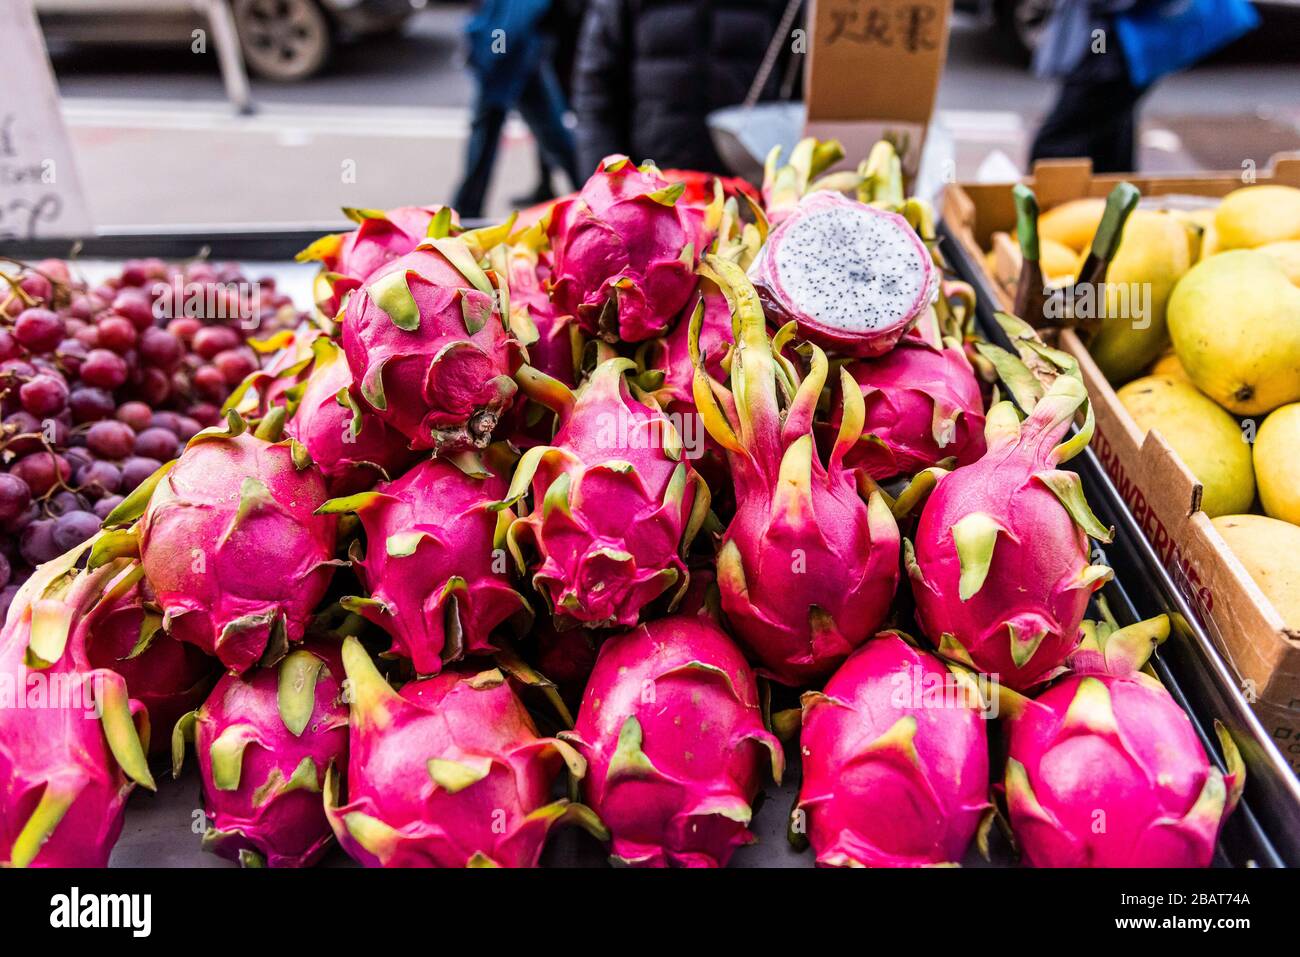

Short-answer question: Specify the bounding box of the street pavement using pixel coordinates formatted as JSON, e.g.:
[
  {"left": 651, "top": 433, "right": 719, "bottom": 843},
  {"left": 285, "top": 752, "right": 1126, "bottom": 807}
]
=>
[{"left": 44, "top": 6, "right": 1300, "bottom": 231}]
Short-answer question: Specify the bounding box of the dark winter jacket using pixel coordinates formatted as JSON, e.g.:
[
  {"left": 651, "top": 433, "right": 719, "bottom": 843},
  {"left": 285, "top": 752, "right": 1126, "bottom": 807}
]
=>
[{"left": 572, "top": 0, "right": 788, "bottom": 177}]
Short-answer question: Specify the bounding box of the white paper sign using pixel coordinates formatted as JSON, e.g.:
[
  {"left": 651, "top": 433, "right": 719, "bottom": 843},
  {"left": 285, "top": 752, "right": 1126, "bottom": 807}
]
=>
[{"left": 0, "top": 0, "right": 92, "bottom": 241}]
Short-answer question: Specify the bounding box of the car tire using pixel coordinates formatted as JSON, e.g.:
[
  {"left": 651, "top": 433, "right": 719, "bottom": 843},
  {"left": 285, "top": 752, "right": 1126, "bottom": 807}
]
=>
[
  {"left": 994, "top": 0, "right": 1055, "bottom": 63},
  {"left": 232, "top": 0, "right": 333, "bottom": 82}
]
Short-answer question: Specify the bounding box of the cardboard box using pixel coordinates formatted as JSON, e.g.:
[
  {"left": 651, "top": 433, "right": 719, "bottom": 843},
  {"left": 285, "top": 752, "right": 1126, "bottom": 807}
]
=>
[
  {"left": 804, "top": 0, "right": 952, "bottom": 178},
  {"left": 940, "top": 155, "right": 1300, "bottom": 772}
]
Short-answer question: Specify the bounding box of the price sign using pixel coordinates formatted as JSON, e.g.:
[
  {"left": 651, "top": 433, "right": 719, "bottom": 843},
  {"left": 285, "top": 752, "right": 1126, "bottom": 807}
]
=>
[
  {"left": 804, "top": 0, "right": 953, "bottom": 176},
  {"left": 0, "top": 0, "right": 92, "bottom": 241}
]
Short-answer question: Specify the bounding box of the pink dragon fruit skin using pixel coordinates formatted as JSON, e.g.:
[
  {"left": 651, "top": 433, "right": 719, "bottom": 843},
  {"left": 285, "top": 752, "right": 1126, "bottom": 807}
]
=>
[
  {"left": 548, "top": 155, "right": 707, "bottom": 343},
  {"left": 562, "top": 614, "right": 784, "bottom": 867},
  {"left": 502, "top": 356, "right": 711, "bottom": 631},
  {"left": 796, "top": 633, "right": 990, "bottom": 867},
  {"left": 297, "top": 205, "right": 451, "bottom": 317},
  {"left": 326, "top": 636, "right": 600, "bottom": 867},
  {"left": 1003, "top": 616, "right": 1245, "bottom": 867},
  {"left": 84, "top": 564, "right": 217, "bottom": 757},
  {"left": 319, "top": 453, "right": 531, "bottom": 676},
  {"left": 131, "top": 413, "right": 339, "bottom": 673},
  {"left": 341, "top": 241, "right": 522, "bottom": 454},
  {"left": 749, "top": 191, "right": 937, "bottom": 358},
  {"left": 173, "top": 640, "right": 349, "bottom": 867},
  {"left": 691, "top": 256, "right": 901, "bottom": 685},
  {"left": 493, "top": 224, "right": 581, "bottom": 388},
  {"left": 283, "top": 336, "right": 414, "bottom": 495},
  {"left": 908, "top": 340, "right": 1115, "bottom": 691},
  {"left": 0, "top": 551, "right": 155, "bottom": 867},
  {"left": 832, "top": 320, "right": 987, "bottom": 480}
]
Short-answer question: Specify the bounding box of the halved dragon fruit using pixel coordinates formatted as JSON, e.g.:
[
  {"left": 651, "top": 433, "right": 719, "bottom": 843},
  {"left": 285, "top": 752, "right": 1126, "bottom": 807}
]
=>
[
  {"left": 83, "top": 563, "right": 216, "bottom": 756},
  {"left": 0, "top": 550, "right": 155, "bottom": 867},
  {"left": 832, "top": 313, "right": 987, "bottom": 480},
  {"left": 501, "top": 356, "right": 711, "bottom": 631},
  {"left": 548, "top": 155, "right": 709, "bottom": 343},
  {"left": 796, "top": 632, "right": 991, "bottom": 867},
  {"left": 121, "top": 411, "right": 339, "bottom": 673},
  {"left": 325, "top": 636, "right": 600, "bottom": 867},
  {"left": 749, "top": 191, "right": 936, "bottom": 357},
  {"left": 173, "top": 640, "right": 348, "bottom": 867},
  {"left": 562, "top": 614, "right": 783, "bottom": 867},
  {"left": 691, "top": 256, "right": 900, "bottom": 685},
  {"left": 1003, "top": 616, "right": 1244, "bottom": 867},
  {"left": 341, "top": 240, "right": 523, "bottom": 454},
  {"left": 319, "top": 451, "right": 531, "bottom": 676},
  {"left": 283, "top": 336, "right": 413, "bottom": 495}
]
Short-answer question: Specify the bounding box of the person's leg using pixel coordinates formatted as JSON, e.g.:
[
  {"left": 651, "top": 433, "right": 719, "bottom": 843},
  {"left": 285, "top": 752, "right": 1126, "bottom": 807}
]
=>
[
  {"left": 1030, "top": 32, "right": 1146, "bottom": 173},
  {"left": 516, "top": 57, "right": 582, "bottom": 191},
  {"left": 453, "top": 100, "right": 508, "bottom": 218}
]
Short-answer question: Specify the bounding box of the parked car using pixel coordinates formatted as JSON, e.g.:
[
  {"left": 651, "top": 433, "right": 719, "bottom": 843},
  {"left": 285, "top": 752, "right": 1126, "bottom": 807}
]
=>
[{"left": 36, "top": 0, "right": 425, "bottom": 81}]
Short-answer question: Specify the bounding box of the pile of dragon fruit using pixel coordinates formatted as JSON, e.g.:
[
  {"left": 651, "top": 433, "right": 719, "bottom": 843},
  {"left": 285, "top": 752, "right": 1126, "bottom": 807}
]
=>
[{"left": 0, "top": 140, "right": 1244, "bottom": 869}]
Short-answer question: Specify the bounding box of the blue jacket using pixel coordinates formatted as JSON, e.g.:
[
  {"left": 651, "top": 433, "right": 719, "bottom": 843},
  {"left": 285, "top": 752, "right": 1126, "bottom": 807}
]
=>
[{"left": 465, "top": 0, "right": 551, "bottom": 107}]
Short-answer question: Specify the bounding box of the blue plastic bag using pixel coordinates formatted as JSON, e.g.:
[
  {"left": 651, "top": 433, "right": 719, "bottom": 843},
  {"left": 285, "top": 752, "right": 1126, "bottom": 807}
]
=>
[{"left": 1116, "top": 0, "right": 1260, "bottom": 88}]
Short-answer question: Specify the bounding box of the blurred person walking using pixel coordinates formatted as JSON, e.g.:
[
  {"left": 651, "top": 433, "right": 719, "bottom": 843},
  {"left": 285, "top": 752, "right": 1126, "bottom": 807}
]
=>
[
  {"left": 514, "top": 0, "right": 588, "bottom": 206},
  {"left": 454, "top": 0, "right": 581, "bottom": 219},
  {"left": 571, "top": 0, "right": 790, "bottom": 176},
  {"left": 1030, "top": 0, "right": 1259, "bottom": 173}
]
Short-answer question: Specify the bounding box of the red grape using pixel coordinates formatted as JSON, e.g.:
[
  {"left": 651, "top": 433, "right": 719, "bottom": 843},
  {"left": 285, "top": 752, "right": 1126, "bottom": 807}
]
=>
[
  {"left": 68, "top": 387, "right": 116, "bottom": 423},
  {"left": 86, "top": 420, "right": 137, "bottom": 459},
  {"left": 111, "top": 289, "right": 155, "bottom": 331},
  {"left": 11, "top": 451, "right": 70, "bottom": 496},
  {"left": 14, "top": 308, "right": 64, "bottom": 353},
  {"left": 80, "top": 349, "right": 129, "bottom": 390},
  {"left": 96, "top": 315, "right": 138, "bottom": 353},
  {"left": 0, "top": 474, "right": 32, "bottom": 524},
  {"left": 19, "top": 374, "right": 69, "bottom": 417},
  {"left": 193, "top": 325, "right": 241, "bottom": 360},
  {"left": 116, "top": 401, "right": 153, "bottom": 432},
  {"left": 134, "top": 427, "right": 179, "bottom": 461}
]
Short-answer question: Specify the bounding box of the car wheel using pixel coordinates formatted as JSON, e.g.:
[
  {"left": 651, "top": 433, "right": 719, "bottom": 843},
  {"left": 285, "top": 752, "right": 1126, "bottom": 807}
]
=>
[
  {"left": 995, "top": 0, "right": 1055, "bottom": 62},
  {"left": 232, "top": 0, "right": 332, "bottom": 82}
]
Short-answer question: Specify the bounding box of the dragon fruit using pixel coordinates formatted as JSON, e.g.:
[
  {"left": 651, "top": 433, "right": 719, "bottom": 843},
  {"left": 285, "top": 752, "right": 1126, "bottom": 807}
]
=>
[
  {"left": 297, "top": 205, "right": 450, "bottom": 317},
  {"left": 83, "top": 563, "right": 217, "bottom": 756},
  {"left": 548, "top": 155, "right": 708, "bottom": 343},
  {"left": 172, "top": 640, "right": 348, "bottom": 867},
  {"left": 491, "top": 222, "right": 581, "bottom": 388},
  {"left": 119, "top": 411, "right": 339, "bottom": 673},
  {"left": 341, "top": 240, "right": 523, "bottom": 454},
  {"left": 1002, "top": 615, "right": 1245, "bottom": 867},
  {"left": 832, "top": 313, "right": 987, "bottom": 480},
  {"left": 325, "top": 636, "right": 600, "bottom": 867},
  {"left": 561, "top": 614, "right": 783, "bottom": 867},
  {"left": 691, "top": 256, "right": 900, "bottom": 685},
  {"left": 319, "top": 451, "right": 531, "bottom": 676},
  {"left": 0, "top": 551, "right": 155, "bottom": 867},
  {"left": 795, "top": 632, "right": 990, "bottom": 867},
  {"left": 283, "top": 336, "right": 413, "bottom": 495},
  {"left": 501, "top": 356, "right": 711, "bottom": 630},
  {"left": 907, "top": 325, "right": 1114, "bottom": 690},
  {"left": 749, "top": 191, "right": 937, "bottom": 357}
]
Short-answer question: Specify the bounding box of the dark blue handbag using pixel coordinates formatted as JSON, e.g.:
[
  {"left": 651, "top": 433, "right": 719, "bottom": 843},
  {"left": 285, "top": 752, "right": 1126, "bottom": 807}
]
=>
[{"left": 1116, "top": 0, "right": 1260, "bottom": 88}]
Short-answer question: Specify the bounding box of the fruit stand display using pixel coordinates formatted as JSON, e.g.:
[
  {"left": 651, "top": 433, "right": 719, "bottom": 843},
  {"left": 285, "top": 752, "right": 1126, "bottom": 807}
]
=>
[
  {"left": 941, "top": 156, "right": 1300, "bottom": 777},
  {"left": 1, "top": 140, "right": 1296, "bottom": 871}
]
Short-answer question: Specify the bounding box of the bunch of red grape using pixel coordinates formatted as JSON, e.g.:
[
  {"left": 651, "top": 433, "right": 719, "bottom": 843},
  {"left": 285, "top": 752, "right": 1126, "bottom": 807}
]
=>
[{"left": 0, "top": 256, "right": 302, "bottom": 619}]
